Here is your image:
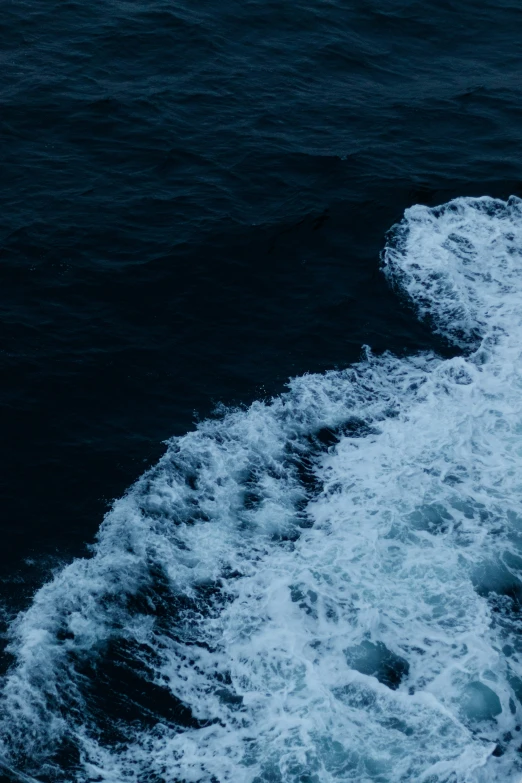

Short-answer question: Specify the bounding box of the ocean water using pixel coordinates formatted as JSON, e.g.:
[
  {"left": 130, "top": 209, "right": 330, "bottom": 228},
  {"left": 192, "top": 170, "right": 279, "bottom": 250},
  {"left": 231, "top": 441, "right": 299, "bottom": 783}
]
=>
[
  {"left": 3, "top": 197, "right": 522, "bottom": 782},
  {"left": 2, "top": 1, "right": 522, "bottom": 781}
]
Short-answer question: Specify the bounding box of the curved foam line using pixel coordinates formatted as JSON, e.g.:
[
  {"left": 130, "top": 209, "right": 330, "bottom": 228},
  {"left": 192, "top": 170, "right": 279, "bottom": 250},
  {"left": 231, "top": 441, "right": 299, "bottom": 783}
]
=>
[{"left": 1, "top": 197, "right": 522, "bottom": 782}]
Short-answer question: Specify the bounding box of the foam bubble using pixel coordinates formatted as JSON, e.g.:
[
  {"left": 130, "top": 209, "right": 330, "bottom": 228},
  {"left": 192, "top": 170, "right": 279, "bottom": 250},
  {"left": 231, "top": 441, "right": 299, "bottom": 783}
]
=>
[{"left": 2, "top": 197, "right": 522, "bottom": 782}]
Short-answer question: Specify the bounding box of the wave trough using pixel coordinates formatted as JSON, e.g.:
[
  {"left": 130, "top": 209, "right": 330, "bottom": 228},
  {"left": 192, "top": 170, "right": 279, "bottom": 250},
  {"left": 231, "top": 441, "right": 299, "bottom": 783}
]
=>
[{"left": 2, "top": 196, "right": 522, "bottom": 782}]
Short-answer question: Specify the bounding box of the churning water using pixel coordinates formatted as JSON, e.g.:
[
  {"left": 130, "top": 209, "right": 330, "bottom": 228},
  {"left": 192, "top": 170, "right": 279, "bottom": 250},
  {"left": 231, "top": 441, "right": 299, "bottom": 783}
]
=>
[{"left": 2, "top": 196, "right": 522, "bottom": 782}]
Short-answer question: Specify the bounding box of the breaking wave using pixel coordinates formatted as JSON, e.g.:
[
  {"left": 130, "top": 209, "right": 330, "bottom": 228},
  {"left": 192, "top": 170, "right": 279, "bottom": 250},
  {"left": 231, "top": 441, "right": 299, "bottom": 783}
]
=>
[{"left": 2, "top": 196, "right": 522, "bottom": 782}]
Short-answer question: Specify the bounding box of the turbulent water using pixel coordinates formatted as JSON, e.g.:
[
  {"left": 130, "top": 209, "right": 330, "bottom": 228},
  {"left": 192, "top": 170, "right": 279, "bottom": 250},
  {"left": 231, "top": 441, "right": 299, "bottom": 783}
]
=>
[{"left": 2, "top": 196, "right": 522, "bottom": 781}]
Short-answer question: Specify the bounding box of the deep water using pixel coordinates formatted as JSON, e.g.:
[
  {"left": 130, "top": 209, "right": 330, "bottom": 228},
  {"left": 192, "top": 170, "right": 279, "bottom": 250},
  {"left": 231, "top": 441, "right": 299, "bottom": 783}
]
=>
[{"left": 2, "top": 1, "right": 522, "bottom": 781}]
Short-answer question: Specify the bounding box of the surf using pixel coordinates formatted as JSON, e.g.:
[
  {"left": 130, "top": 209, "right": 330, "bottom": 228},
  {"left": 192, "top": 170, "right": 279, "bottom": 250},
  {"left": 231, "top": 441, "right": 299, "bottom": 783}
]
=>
[{"left": 2, "top": 196, "right": 522, "bottom": 782}]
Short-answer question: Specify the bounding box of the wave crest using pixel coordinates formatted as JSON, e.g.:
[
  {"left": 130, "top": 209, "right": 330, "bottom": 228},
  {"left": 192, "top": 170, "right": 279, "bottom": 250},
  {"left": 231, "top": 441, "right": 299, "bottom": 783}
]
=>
[{"left": 2, "top": 197, "right": 522, "bottom": 783}]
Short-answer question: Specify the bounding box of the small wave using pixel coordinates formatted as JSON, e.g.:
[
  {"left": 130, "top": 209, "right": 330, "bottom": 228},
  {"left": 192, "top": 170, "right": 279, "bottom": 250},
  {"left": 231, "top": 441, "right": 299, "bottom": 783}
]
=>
[{"left": 2, "top": 197, "right": 522, "bottom": 782}]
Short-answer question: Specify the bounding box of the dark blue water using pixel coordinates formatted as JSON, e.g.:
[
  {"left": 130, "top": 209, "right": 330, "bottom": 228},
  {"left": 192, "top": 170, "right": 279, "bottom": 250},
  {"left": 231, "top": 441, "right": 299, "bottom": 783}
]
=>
[{"left": 2, "top": 1, "right": 522, "bottom": 779}]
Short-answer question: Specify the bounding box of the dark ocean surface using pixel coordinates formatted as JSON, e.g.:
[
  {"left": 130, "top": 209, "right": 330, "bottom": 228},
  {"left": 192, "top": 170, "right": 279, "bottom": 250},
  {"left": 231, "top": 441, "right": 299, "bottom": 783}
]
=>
[{"left": 2, "top": 1, "right": 522, "bottom": 780}]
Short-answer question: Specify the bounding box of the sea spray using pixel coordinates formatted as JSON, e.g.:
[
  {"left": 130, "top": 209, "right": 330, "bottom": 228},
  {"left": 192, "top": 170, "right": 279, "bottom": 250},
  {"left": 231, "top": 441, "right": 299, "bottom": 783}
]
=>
[{"left": 2, "top": 197, "right": 522, "bottom": 782}]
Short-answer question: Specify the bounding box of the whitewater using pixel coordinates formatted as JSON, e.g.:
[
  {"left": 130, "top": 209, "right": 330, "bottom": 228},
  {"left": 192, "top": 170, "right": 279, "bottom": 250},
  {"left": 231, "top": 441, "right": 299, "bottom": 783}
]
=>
[{"left": 2, "top": 196, "right": 522, "bottom": 782}]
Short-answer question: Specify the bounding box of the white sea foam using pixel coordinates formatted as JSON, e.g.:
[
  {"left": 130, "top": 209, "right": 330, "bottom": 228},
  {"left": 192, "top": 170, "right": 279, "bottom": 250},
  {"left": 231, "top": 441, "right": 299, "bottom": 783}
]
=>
[{"left": 2, "top": 196, "right": 522, "bottom": 782}]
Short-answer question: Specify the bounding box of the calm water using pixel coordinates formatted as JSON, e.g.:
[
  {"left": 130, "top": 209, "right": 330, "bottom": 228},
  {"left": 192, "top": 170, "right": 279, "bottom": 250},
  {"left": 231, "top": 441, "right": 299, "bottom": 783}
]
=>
[{"left": 1, "top": 1, "right": 522, "bottom": 780}]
